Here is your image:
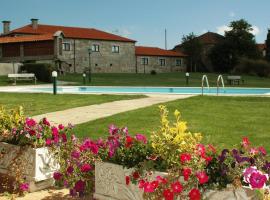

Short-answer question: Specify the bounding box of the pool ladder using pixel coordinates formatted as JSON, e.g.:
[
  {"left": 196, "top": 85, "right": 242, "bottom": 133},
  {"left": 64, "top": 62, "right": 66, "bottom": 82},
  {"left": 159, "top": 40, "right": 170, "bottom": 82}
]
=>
[
  {"left": 201, "top": 75, "right": 209, "bottom": 96},
  {"left": 217, "top": 75, "right": 225, "bottom": 96},
  {"left": 201, "top": 75, "right": 225, "bottom": 96}
]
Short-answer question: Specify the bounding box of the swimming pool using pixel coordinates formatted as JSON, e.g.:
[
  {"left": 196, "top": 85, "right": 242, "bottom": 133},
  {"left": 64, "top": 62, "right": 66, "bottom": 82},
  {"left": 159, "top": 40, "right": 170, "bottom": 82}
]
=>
[{"left": 30, "top": 86, "right": 270, "bottom": 95}]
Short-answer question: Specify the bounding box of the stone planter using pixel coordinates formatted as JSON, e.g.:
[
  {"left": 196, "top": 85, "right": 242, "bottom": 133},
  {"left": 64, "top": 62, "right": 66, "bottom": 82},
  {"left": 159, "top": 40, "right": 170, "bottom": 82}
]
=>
[
  {"left": 0, "top": 142, "right": 58, "bottom": 192},
  {"left": 94, "top": 162, "right": 257, "bottom": 200}
]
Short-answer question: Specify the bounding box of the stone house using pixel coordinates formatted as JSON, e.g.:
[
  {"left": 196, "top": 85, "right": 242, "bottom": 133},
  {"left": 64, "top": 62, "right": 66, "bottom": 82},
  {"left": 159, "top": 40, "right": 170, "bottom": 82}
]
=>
[
  {"left": 257, "top": 43, "right": 266, "bottom": 57},
  {"left": 135, "top": 46, "right": 187, "bottom": 73},
  {"left": 0, "top": 19, "right": 187, "bottom": 74}
]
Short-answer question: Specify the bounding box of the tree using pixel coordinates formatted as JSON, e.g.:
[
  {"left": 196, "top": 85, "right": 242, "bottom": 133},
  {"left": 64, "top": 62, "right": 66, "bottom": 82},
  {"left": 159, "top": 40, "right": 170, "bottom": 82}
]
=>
[
  {"left": 209, "top": 19, "right": 260, "bottom": 72},
  {"left": 181, "top": 33, "right": 202, "bottom": 72},
  {"left": 266, "top": 29, "right": 270, "bottom": 61}
]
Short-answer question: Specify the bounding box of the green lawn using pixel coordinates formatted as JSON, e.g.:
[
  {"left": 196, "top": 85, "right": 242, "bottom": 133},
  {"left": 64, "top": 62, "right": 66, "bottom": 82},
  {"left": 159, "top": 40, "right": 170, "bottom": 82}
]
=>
[
  {"left": 0, "top": 93, "right": 145, "bottom": 116},
  {"left": 74, "top": 96, "right": 270, "bottom": 150},
  {"left": 58, "top": 73, "right": 270, "bottom": 88}
]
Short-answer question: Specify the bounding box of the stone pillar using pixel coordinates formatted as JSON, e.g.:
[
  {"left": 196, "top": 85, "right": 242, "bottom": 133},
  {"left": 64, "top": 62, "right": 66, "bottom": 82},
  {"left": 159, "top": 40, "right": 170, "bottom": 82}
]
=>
[{"left": 2, "top": 21, "right": 10, "bottom": 35}]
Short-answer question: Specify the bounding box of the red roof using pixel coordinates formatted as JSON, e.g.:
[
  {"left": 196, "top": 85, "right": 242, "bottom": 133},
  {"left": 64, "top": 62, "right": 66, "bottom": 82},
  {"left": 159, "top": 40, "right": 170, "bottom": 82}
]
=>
[
  {"left": 10, "top": 24, "right": 136, "bottom": 42},
  {"left": 257, "top": 43, "right": 266, "bottom": 51},
  {"left": 135, "top": 46, "right": 187, "bottom": 57},
  {"left": 0, "top": 34, "right": 53, "bottom": 44},
  {"left": 197, "top": 32, "right": 224, "bottom": 44}
]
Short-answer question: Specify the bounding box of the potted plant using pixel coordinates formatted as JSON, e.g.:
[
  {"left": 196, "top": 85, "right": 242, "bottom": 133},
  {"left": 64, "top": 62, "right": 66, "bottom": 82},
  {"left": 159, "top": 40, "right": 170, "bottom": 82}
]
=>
[{"left": 0, "top": 106, "right": 68, "bottom": 193}]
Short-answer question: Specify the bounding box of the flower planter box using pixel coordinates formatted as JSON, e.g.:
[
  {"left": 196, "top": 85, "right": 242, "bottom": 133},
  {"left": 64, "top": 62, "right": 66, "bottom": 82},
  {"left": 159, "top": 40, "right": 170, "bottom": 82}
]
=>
[
  {"left": 94, "top": 162, "right": 257, "bottom": 200},
  {"left": 0, "top": 142, "right": 58, "bottom": 192}
]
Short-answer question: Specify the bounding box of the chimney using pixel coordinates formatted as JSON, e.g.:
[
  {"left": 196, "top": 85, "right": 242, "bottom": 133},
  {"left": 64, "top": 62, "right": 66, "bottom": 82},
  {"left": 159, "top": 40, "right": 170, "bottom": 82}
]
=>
[
  {"left": 2, "top": 20, "right": 11, "bottom": 34},
  {"left": 31, "top": 18, "right": 39, "bottom": 29}
]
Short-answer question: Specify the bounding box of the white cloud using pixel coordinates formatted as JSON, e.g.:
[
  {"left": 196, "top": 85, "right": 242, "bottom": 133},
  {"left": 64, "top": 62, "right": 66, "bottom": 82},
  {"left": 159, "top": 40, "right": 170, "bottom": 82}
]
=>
[
  {"left": 216, "top": 25, "right": 232, "bottom": 35},
  {"left": 250, "top": 26, "right": 260, "bottom": 35},
  {"left": 201, "top": 29, "right": 208, "bottom": 34},
  {"left": 229, "top": 11, "right": 235, "bottom": 18},
  {"left": 216, "top": 25, "right": 260, "bottom": 36},
  {"left": 110, "top": 28, "right": 132, "bottom": 37}
]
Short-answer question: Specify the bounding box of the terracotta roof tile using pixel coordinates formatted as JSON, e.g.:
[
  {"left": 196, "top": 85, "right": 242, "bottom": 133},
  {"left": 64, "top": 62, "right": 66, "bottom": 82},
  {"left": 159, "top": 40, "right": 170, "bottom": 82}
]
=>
[
  {"left": 135, "top": 46, "right": 187, "bottom": 57},
  {"left": 10, "top": 24, "right": 136, "bottom": 42},
  {"left": 0, "top": 34, "right": 53, "bottom": 44}
]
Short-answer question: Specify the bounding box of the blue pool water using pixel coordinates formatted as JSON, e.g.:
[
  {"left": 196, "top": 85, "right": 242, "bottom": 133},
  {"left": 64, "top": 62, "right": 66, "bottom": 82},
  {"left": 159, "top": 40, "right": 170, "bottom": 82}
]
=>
[{"left": 31, "top": 87, "right": 270, "bottom": 95}]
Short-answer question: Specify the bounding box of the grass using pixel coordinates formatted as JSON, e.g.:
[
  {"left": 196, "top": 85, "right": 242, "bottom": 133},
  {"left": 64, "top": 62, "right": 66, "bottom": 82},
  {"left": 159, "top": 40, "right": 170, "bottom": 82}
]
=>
[
  {"left": 74, "top": 96, "right": 270, "bottom": 150},
  {"left": 0, "top": 93, "right": 145, "bottom": 116},
  {"left": 58, "top": 73, "right": 270, "bottom": 88}
]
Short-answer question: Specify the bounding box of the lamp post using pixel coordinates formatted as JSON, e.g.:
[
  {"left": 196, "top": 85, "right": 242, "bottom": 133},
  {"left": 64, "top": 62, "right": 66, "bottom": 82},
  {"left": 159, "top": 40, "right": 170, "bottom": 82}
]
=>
[
  {"left": 52, "top": 71, "right": 58, "bottom": 95},
  {"left": 185, "top": 72, "right": 190, "bottom": 86},
  {"left": 83, "top": 73, "right": 86, "bottom": 85},
  {"left": 88, "top": 48, "right": 92, "bottom": 83}
]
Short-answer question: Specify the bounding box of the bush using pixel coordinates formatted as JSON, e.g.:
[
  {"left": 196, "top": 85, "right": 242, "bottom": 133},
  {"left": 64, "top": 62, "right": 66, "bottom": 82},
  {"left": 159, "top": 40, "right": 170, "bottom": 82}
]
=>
[
  {"left": 20, "top": 63, "right": 55, "bottom": 82},
  {"left": 233, "top": 58, "right": 270, "bottom": 77},
  {"left": 150, "top": 70, "right": 157, "bottom": 75}
]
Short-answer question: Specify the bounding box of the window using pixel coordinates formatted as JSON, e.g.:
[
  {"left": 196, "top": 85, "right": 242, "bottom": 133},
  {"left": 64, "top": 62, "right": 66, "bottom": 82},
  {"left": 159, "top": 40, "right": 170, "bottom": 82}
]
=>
[
  {"left": 159, "top": 58, "right": 166, "bottom": 66},
  {"left": 141, "top": 57, "right": 149, "bottom": 65},
  {"left": 62, "top": 42, "right": 71, "bottom": 51},
  {"left": 91, "top": 44, "right": 99, "bottom": 52},
  {"left": 176, "top": 59, "right": 182, "bottom": 66},
  {"left": 112, "top": 45, "right": 119, "bottom": 53}
]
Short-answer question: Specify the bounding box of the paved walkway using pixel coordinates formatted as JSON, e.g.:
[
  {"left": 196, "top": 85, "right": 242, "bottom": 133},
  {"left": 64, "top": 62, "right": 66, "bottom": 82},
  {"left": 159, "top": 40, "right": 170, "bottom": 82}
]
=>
[{"left": 33, "top": 94, "right": 194, "bottom": 125}]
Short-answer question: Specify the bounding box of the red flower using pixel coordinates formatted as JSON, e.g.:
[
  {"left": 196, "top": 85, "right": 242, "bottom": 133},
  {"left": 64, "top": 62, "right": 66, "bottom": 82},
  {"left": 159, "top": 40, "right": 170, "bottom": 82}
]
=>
[
  {"left": 53, "top": 172, "right": 62, "bottom": 180},
  {"left": 150, "top": 180, "right": 159, "bottom": 190},
  {"left": 163, "top": 189, "right": 174, "bottom": 200},
  {"left": 180, "top": 153, "right": 192, "bottom": 163},
  {"left": 258, "top": 146, "right": 267, "bottom": 156},
  {"left": 74, "top": 180, "right": 85, "bottom": 192},
  {"left": 183, "top": 168, "right": 192, "bottom": 181},
  {"left": 208, "top": 144, "right": 216, "bottom": 154},
  {"left": 138, "top": 179, "right": 145, "bottom": 188},
  {"left": 144, "top": 181, "right": 155, "bottom": 193},
  {"left": 80, "top": 163, "right": 92, "bottom": 172},
  {"left": 171, "top": 181, "right": 183, "bottom": 193},
  {"left": 196, "top": 171, "right": 209, "bottom": 184},
  {"left": 189, "top": 188, "right": 201, "bottom": 200},
  {"left": 242, "top": 137, "right": 250, "bottom": 148},
  {"left": 125, "top": 136, "right": 133, "bottom": 148},
  {"left": 132, "top": 171, "right": 140, "bottom": 179},
  {"left": 125, "top": 176, "right": 130, "bottom": 185}
]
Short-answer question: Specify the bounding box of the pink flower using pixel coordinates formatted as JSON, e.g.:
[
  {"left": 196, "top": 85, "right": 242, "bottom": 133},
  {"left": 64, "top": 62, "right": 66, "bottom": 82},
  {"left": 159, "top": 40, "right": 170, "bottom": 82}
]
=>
[
  {"left": 189, "top": 188, "right": 201, "bottom": 200},
  {"left": 135, "top": 134, "right": 147, "bottom": 144},
  {"left": 26, "top": 118, "right": 36, "bottom": 127},
  {"left": 171, "top": 181, "right": 183, "bottom": 193},
  {"left": 74, "top": 180, "right": 85, "bottom": 192},
  {"left": 58, "top": 124, "right": 64, "bottom": 130},
  {"left": 80, "top": 163, "right": 92, "bottom": 172},
  {"left": 19, "top": 183, "right": 29, "bottom": 192},
  {"left": 243, "top": 166, "right": 258, "bottom": 183},
  {"left": 51, "top": 127, "right": 59, "bottom": 137},
  {"left": 156, "top": 176, "right": 167, "bottom": 184},
  {"left": 67, "top": 166, "right": 74, "bottom": 174},
  {"left": 143, "top": 182, "right": 155, "bottom": 193},
  {"left": 250, "top": 148, "right": 259, "bottom": 155},
  {"left": 183, "top": 168, "right": 192, "bottom": 181},
  {"left": 258, "top": 146, "right": 267, "bottom": 156},
  {"left": 71, "top": 150, "right": 80, "bottom": 159},
  {"left": 109, "top": 124, "right": 118, "bottom": 135},
  {"left": 196, "top": 144, "right": 206, "bottom": 157},
  {"left": 42, "top": 118, "right": 50, "bottom": 126},
  {"left": 180, "top": 153, "right": 192, "bottom": 163},
  {"left": 163, "top": 189, "right": 174, "bottom": 200},
  {"left": 53, "top": 172, "right": 62, "bottom": 180},
  {"left": 150, "top": 180, "right": 159, "bottom": 190},
  {"left": 61, "top": 133, "right": 67, "bottom": 143},
  {"left": 196, "top": 171, "right": 209, "bottom": 184},
  {"left": 242, "top": 137, "right": 250, "bottom": 148},
  {"left": 45, "top": 139, "right": 52, "bottom": 146},
  {"left": 249, "top": 172, "right": 268, "bottom": 189}
]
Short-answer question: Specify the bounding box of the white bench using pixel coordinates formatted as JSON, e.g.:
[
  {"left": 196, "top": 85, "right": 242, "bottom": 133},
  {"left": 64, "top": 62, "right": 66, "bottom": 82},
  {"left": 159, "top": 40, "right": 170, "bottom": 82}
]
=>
[
  {"left": 8, "top": 73, "right": 37, "bottom": 85},
  {"left": 227, "top": 75, "right": 244, "bottom": 85}
]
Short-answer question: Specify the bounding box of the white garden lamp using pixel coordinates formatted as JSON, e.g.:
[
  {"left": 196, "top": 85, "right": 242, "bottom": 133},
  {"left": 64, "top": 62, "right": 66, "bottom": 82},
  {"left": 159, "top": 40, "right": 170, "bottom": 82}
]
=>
[
  {"left": 52, "top": 71, "right": 58, "bottom": 95},
  {"left": 185, "top": 72, "right": 190, "bottom": 85}
]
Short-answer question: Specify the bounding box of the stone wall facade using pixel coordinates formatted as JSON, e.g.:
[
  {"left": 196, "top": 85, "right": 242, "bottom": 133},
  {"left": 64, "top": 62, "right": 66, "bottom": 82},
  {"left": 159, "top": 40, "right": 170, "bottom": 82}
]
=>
[
  {"left": 136, "top": 56, "right": 186, "bottom": 73},
  {"left": 61, "top": 39, "right": 136, "bottom": 73}
]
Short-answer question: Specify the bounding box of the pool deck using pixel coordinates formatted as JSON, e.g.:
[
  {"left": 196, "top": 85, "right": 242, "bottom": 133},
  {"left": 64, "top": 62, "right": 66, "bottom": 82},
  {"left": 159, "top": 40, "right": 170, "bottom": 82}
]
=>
[{"left": 32, "top": 94, "right": 193, "bottom": 125}]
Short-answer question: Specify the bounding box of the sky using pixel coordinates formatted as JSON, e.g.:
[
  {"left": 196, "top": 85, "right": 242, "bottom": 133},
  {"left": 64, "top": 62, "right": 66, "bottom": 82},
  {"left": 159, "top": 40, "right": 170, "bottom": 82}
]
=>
[{"left": 1, "top": 0, "right": 270, "bottom": 49}]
